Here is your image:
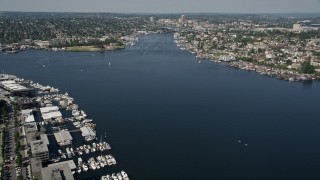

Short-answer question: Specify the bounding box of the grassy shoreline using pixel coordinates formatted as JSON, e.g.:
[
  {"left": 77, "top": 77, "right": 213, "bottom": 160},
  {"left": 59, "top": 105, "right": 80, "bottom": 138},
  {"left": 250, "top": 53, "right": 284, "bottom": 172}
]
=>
[{"left": 65, "top": 45, "right": 125, "bottom": 52}]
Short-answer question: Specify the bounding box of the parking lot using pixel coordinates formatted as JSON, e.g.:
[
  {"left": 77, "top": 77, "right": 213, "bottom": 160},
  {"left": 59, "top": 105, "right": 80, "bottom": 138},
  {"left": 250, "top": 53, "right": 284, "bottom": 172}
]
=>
[
  {"left": 3, "top": 114, "right": 18, "bottom": 180},
  {"left": 1, "top": 97, "right": 30, "bottom": 180}
]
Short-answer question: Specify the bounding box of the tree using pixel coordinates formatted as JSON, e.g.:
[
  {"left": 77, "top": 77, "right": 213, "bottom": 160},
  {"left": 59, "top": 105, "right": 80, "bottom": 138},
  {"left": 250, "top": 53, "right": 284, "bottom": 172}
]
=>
[
  {"left": 301, "top": 61, "right": 315, "bottom": 74},
  {"left": 1, "top": 107, "right": 7, "bottom": 121},
  {"left": 286, "top": 60, "right": 293, "bottom": 65},
  {"left": 15, "top": 131, "right": 20, "bottom": 141},
  {"left": 16, "top": 153, "right": 22, "bottom": 166}
]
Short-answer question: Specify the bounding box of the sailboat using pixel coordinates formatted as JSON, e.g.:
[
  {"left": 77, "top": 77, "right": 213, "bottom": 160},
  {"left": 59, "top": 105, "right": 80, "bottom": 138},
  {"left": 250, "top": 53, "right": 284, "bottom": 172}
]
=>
[{"left": 108, "top": 62, "right": 111, "bottom": 66}]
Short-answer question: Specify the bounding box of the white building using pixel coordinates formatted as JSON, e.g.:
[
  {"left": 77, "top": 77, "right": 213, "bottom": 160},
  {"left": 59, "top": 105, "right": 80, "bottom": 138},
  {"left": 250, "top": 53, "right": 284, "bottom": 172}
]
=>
[
  {"left": 54, "top": 130, "right": 73, "bottom": 146},
  {"left": 80, "top": 126, "right": 96, "bottom": 141},
  {"left": 179, "top": 15, "right": 186, "bottom": 24},
  {"left": 40, "top": 106, "right": 62, "bottom": 121}
]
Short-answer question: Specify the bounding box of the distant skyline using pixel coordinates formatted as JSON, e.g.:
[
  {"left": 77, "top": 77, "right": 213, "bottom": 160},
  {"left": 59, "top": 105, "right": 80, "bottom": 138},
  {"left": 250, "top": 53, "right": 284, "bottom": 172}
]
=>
[{"left": 0, "top": 0, "right": 320, "bottom": 14}]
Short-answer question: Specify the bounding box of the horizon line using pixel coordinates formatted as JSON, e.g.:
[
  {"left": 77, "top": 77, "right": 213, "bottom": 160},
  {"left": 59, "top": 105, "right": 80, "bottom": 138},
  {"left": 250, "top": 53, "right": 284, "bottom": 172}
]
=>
[{"left": 1, "top": 10, "right": 320, "bottom": 15}]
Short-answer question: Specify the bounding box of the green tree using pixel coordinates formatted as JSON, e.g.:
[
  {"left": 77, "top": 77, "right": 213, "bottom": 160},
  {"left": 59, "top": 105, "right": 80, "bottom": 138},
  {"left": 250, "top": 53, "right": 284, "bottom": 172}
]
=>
[
  {"left": 286, "top": 60, "right": 293, "bottom": 65},
  {"left": 16, "top": 153, "right": 22, "bottom": 166},
  {"left": 16, "top": 140, "right": 21, "bottom": 153},
  {"left": 301, "top": 61, "right": 315, "bottom": 74}
]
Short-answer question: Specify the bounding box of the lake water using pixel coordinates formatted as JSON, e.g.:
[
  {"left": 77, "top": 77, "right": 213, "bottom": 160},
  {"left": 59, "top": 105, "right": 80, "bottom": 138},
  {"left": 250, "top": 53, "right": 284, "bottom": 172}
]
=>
[{"left": 1, "top": 34, "right": 320, "bottom": 179}]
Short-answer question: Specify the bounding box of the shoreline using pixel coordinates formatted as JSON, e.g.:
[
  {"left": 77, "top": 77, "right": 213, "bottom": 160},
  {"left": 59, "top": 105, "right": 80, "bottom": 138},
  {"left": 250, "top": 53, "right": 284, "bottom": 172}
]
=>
[
  {"left": 64, "top": 45, "right": 125, "bottom": 52},
  {"left": 0, "top": 73, "right": 129, "bottom": 180},
  {"left": 174, "top": 36, "right": 319, "bottom": 82}
]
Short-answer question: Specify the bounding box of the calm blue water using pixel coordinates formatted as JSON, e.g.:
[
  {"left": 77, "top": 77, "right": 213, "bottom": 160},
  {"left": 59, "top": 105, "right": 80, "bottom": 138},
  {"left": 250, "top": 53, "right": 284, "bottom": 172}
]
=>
[{"left": 1, "top": 34, "right": 320, "bottom": 179}]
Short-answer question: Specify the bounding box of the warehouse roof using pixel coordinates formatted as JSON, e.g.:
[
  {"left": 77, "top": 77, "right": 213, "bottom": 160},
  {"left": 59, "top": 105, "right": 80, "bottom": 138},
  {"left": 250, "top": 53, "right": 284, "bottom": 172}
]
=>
[
  {"left": 54, "top": 130, "right": 73, "bottom": 143},
  {"left": 80, "top": 126, "right": 96, "bottom": 137}
]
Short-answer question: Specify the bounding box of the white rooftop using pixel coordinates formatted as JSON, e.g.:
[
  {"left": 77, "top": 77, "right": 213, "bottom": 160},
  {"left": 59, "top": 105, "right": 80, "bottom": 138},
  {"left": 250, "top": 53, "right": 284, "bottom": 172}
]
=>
[
  {"left": 25, "top": 114, "right": 35, "bottom": 123},
  {"left": 0, "top": 80, "right": 29, "bottom": 91},
  {"left": 80, "top": 126, "right": 96, "bottom": 137},
  {"left": 42, "top": 111, "right": 62, "bottom": 120},
  {"left": 40, "top": 106, "right": 59, "bottom": 113},
  {"left": 54, "top": 130, "right": 73, "bottom": 144},
  {"left": 21, "top": 109, "right": 33, "bottom": 116}
]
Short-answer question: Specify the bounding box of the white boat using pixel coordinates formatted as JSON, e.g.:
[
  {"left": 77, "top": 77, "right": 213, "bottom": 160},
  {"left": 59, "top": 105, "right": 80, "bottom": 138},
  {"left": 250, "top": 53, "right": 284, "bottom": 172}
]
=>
[
  {"left": 99, "top": 146, "right": 104, "bottom": 151},
  {"left": 78, "top": 157, "right": 83, "bottom": 165},
  {"left": 96, "top": 156, "right": 102, "bottom": 161},
  {"left": 72, "top": 110, "right": 80, "bottom": 116},
  {"left": 83, "top": 119, "right": 93, "bottom": 123},
  {"left": 112, "top": 173, "right": 119, "bottom": 180},
  {"left": 121, "top": 171, "right": 129, "bottom": 180},
  {"left": 106, "top": 155, "right": 114, "bottom": 165},
  {"left": 117, "top": 173, "right": 123, "bottom": 180},
  {"left": 77, "top": 166, "right": 81, "bottom": 173},
  {"left": 103, "top": 160, "right": 108, "bottom": 166},
  {"left": 85, "top": 136, "right": 95, "bottom": 142},
  {"left": 111, "top": 157, "right": 117, "bottom": 165},
  {"left": 101, "top": 176, "right": 108, "bottom": 180},
  {"left": 85, "top": 148, "right": 90, "bottom": 154},
  {"left": 90, "top": 163, "right": 96, "bottom": 170},
  {"left": 80, "top": 110, "right": 87, "bottom": 117},
  {"left": 82, "top": 164, "right": 88, "bottom": 172},
  {"left": 78, "top": 150, "right": 83, "bottom": 155},
  {"left": 105, "top": 142, "right": 111, "bottom": 150},
  {"left": 88, "top": 157, "right": 95, "bottom": 163},
  {"left": 58, "top": 149, "right": 62, "bottom": 155},
  {"left": 100, "top": 162, "right": 105, "bottom": 168},
  {"left": 66, "top": 148, "right": 72, "bottom": 158},
  {"left": 96, "top": 162, "right": 100, "bottom": 169},
  {"left": 70, "top": 147, "right": 75, "bottom": 156}
]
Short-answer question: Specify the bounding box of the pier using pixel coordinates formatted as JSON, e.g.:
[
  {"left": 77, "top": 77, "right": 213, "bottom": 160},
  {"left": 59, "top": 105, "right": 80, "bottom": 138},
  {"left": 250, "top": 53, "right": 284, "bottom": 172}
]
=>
[{"left": 0, "top": 73, "right": 129, "bottom": 180}]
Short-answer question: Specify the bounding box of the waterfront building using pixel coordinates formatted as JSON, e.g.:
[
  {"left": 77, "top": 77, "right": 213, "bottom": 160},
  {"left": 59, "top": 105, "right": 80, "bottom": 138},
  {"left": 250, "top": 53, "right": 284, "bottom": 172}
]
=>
[
  {"left": 30, "top": 139, "right": 49, "bottom": 162},
  {"left": 80, "top": 126, "right": 96, "bottom": 141},
  {"left": 54, "top": 130, "right": 73, "bottom": 146},
  {"left": 40, "top": 106, "right": 62, "bottom": 121},
  {"left": 21, "top": 109, "right": 35, "bottom": 123},
  {"left": 41, "top": 160, "right": 76, "bottom": 180},
  {"left": 0, "top": 80, "right": 35, "bottom": 96}
]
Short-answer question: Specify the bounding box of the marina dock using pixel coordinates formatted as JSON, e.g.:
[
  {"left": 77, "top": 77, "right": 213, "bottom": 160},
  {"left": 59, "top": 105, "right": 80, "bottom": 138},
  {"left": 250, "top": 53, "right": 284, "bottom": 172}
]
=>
[{"left": 0, "top": 73, "right": 129, "bottom": 180}]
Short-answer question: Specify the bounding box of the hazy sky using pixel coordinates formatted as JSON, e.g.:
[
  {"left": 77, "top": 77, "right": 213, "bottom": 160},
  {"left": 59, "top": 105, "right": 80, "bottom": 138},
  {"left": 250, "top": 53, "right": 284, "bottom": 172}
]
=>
[{"left": 0, "top": 0, "right": 320, "bottom": 13}]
